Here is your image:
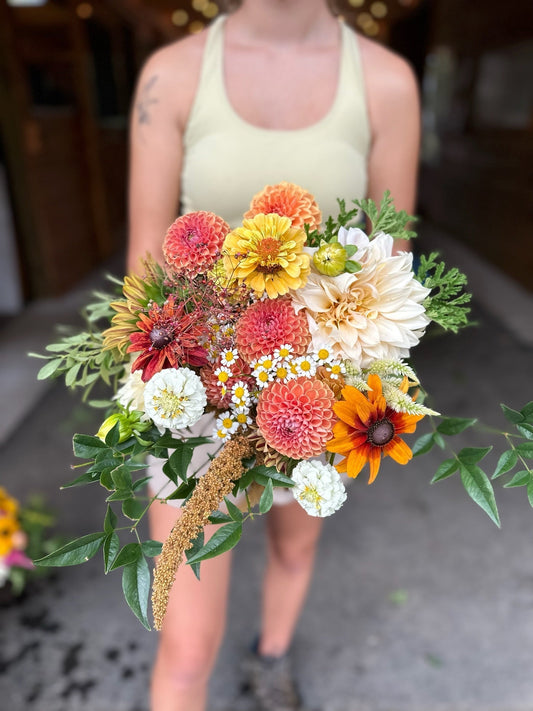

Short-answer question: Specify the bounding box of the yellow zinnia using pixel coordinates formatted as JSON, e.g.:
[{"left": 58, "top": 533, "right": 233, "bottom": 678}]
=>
[{"left": 222, "top": 213, "right": 310, "bottom": 299}]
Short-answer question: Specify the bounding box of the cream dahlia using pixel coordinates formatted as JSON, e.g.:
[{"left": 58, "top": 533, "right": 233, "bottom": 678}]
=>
[
  {"left": 244, "top": 182, "right": 322, "bottom": 231},
  {"left": 256, "top": 377, "right": 335, "bottom": 459},
  {"left": 235, "top": 298, "right": 311, "bottom": 364},
  {"left": 143, "top": 368, "right": 206, "bottom": 431},
  {"left": 163, "top": 211, "right": 230, "bottom": 277},
  {"left": 293, "top": 232, "right": 431, "bottom": 367},
  {"left": 291, "top": 460, "right": 347, "bottom": 517}
]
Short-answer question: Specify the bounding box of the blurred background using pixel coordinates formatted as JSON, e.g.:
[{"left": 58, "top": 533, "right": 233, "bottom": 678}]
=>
[{"left": 1, "top": 2, "right": 533, "bottom": 711}]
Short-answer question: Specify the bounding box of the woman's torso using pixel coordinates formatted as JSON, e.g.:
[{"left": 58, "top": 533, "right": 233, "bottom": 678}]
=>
[{"left": 180, "top": 15, "right": 371, "bottom": 228}]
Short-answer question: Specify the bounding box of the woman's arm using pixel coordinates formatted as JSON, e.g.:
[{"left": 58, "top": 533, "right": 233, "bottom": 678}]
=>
[
  {"left": 360, "top": 40, "right": 421, "bottom": 253},
  {"left": 127, "top": 36, "right": 205, "bottom": 274}
]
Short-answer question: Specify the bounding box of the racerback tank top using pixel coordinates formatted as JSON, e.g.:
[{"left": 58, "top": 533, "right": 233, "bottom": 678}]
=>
[{"left": 181, "top": 15, "right": 371, "bottom": 229}]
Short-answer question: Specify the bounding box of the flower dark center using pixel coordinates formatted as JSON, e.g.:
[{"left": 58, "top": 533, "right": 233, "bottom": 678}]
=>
[
  {"left": 149, "top": 326, "right": 174, "bottom": 349},
  {"left": 367, "top": 418, "right": 395, "bottom": 447}
]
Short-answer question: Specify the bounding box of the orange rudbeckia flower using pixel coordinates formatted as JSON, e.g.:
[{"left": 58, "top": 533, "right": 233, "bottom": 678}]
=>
[{"left": 326, "top": 374, "right": 424, "bottom": 484}]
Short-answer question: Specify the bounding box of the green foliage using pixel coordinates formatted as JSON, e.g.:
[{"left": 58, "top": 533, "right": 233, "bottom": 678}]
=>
[
  {"left": 415, "top": 252, "right": 472, "bottom": 333},
  {"left": 305, "top": 190, "right": 416, "bottom": 248}
]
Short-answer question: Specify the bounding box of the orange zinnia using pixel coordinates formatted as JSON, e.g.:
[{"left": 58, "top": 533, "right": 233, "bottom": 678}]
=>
[{"left": 326, "top": 374, "right": 424, "bottom": 484}]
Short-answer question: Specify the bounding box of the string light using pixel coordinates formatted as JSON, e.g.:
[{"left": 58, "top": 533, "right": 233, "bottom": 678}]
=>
[
  {"left": 202, "top": 2, "right": 219, "bottom": 19},
  {"left": 188, "top": 20, "right": 205, "bottom": 34},
  {"left": 192, "top": 0, "right": 209, "bottom": 11},
  {"left": 76, "top": 2, "right": 93, "bottom": 19},
  {"left": 370, "top": 1, "right": 388, "bottom": 18}
]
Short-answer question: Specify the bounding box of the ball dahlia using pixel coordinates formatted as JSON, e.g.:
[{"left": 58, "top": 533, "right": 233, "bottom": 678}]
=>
[
  {"left": 163, "top": 211, "right": 230, "bottom": 277},
  {"left": 245, "top": 182, "right": 322, "bottom": 231},
  {"left": 256, "top": 377, "right": 335, "bottom": 459},
  {"left": 200, "top": 355, "right": 253, "bottom": 409},
  {"left": 235, "top": 298, "right": 311, "bottom": 364}
]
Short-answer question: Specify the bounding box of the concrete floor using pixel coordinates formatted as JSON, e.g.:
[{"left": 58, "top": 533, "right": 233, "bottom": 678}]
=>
[{"left": 1, "top": 236, "right": 533, "bottom": 711}]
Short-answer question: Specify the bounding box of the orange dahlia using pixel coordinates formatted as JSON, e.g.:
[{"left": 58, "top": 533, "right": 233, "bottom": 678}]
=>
[
  {"left": 327, "top": 374, "right": 424, "bottom": 484},
  {"left": 127, "top": 295, "right": 208, "bottom": 382},
  {"left": 256, "top": 377, "right": 335, "bottom": 459},
  {"left": 164, "top": 211, "right": 230, "bottom": 277},
  {"left": 235, "top": 298, "right": 311, "bottom": 364},
  {"left": 200, "top": 356, "right": 253, "bottom": 409},
  {"left": 245, "top": 182, "right": 322, "bottom": 231}
]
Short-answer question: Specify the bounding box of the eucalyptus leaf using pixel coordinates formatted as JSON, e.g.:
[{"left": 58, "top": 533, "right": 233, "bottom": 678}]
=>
[{"left": 34, "top": 532, "right": 106, "bottom": 567}]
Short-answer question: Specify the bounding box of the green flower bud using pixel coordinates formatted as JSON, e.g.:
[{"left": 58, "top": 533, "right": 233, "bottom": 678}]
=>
[
  {"left": 97, "top": 412, "right": 134, "bottom": 443},
  {"left": 312, "top": 241, "right": 347, "bottom": 277}
]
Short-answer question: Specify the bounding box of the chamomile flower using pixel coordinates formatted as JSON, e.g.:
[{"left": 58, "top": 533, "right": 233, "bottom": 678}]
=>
[
  {"left": 234, "top": 408, "right": 253, "bottom": 428},
  {"left": 273, "top": 361, "right": 292, "bottom": 382},
  {"left": 213, "top": 427, "right": 232, "bottom": 442},
  {"left": 313, "top": 345, "right": 335, "bottom": 365},
  {"left": 293, "top": 355, "right": 317, "bottom": 377},
  {"left": 214, "top": 366, "right": 232, "bottom": 386},
  {"left": 215, "top": 412, "right": 239, "bottom": 435},
  {"left": 274, "top": 344, "right": 293, "bottom": 360},
  {"left": 255, "top": 354, "right": 278, "bottom": 371},
  {"left": 221, "top": 349, "right": 239, "bottom": 367},
  {"left": 255, "top": 369, "right": 274, "bottom": 389},
  {"left": 328, "top": 361, "right": 346, "bottom": 380},
  {"left": 231, "top": 381, "right": 251, "bottom": 408}
]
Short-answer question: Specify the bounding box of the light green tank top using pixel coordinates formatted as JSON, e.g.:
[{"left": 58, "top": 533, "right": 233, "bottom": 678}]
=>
[{"left": 181, "top": 15, "right": 370, "bottom": 228}]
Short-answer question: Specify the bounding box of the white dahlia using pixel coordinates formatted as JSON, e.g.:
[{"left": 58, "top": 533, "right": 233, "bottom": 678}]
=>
[
  {"left": 291, "top": 460, "right": 347, "bottom": 517},
  {"left": 143, "top": 368, "right": 207, "bottom": 431},
  {"left": 115, "top": 369, "right": 147, "bottom": 413},
  {"left": 293, "top": 232, "right": 430, "bottom": 368}
]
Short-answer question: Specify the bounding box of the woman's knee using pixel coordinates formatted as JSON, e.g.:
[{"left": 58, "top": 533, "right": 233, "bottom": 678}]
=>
[
  {"left": 157, "top": 634, "right": 219, "bottom": 690},
  {"left": 268, "top": 534, "right": 319, "bottom": 574}
]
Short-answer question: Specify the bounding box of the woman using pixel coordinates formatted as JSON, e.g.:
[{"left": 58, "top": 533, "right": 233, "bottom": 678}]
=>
[{"left": 127, "top": 1, "right": 420, "bottom": 710}]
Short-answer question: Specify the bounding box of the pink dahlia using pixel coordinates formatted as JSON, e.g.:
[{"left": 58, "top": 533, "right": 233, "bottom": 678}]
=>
[
  {"left": 235, "top": 298, "right": 311, "bottom": 364},
  {"left": 256, "top": 377, "right": 335, "bottom": 459},
  {"left": 163, "top": 211, "right": 230, "bottom": 276},
  {"left": 200, "top": 355, "right": 253, "bottom": 409}
]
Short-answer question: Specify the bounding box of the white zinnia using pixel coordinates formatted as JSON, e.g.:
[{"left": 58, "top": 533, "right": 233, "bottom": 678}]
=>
[
  {"left": 291, "top": 460, "right": 347, "bottom": 517},
  {"left": 292, "top": 232, "right": 431, "bottom": 368},
  {"left": 143, "top": 368, "right": 206, "bottom": 431}
]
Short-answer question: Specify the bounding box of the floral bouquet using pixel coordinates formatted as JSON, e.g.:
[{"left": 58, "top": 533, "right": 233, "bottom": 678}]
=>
[
  {"left": 33, "top": 183, "right": 533, "bottom": 629},
  {"left": 0, "top": 487, "right": 57, "bottom": 597}
]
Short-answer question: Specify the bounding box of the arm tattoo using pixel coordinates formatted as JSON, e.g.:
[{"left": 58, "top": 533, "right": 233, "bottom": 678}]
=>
[{"left": 136, "top": 75, "right": 159, "bottom": 126}]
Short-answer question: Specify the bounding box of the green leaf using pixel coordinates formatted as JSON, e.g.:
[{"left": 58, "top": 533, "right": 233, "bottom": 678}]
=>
[
  {"left": 503, "top": 470, "right": 531, "bottom": 488},
  {"left": 141, "top": 540, "right": 163, "bottom": 557},
  {"left": 431, "top": 458, "right": 459, "bottom": 483},
  {"left": 106, "top": 488, "right": 134, "bottom": 502},
  {"left": 527, "top": 480, "right": 533, "bottom": 508},
  {"left": 516, "top": 424, "right": 533, "bottom": 440},
  {"left": 65, "top": 362, "right": 82, "bottom": 387},
  {"left": 111, "top": 464, "right": 133, "bottom": 491},
  {"left": 501, "top": 404, "right": 524, "bottom": 424},
  {"left": 132, "top": 475, "right": 152, "bottom": 492},
  {"left": 208, "top": 510, "right": 233, "bottom": 524},
  {"left": 436, "top": 417, "right": 477, "bottom": 436},
  {"left": 516, "top": 442, "right": 533, "bottom": 458},
  {"left": 186, "top": 522, "right": 242, "bottom": 564},
  {"left": 185, "top": 530, "right": 205, "bottom": 580},
  {"left": 492, "top": 450, "right": 518, "bottom": 479},
  {"left": 167, "top": 444, "right": 194, "bottom": 484},
  {"left": 103, "top": 532, "right": 120, "bottom": 573},
  {"left": 122, "top": 556, "right": 151, "bottom": 630},
  {"left": 250, "top": 465, "right": 294, "bottom": 488},
  {"left": 122, "top": 498, "right": 146, "bottom": 521},
  {"left": 412, "top": 433, "right": 435, "bottom": 457},
  {"left": 344, "top": 260, "right": 361, "bottom": 274},
  {"left": 155, "top": 433, "right": 213, "bottom": 449},
  {"left": 73, "top": 433, "right": 107, "bottom": 459},
  {"left": 105, "top": 421, "right": 121, "bottom": 447},
  {"left": 100, "top": 468, "right": 115, "bottom": 491},
  {"left": 224, "top": 497, "right": 243, "bottom": 522},
  {"left": 37, "top": 358, "right": 63, "bottom": 380},
  {"left": 61, "top": 470, "right": 100, "bottom": 488},
  {"left": 104, "top": 505, "right": 117, "bottom": 534},
  {"left": 165, "top": 477, "right": 198, "bottom": 501},
  {"left": 457, "top": 447, "right": 492, "bottom": 465},
  {"left": 110, "top": 542, "right": 142, "bottom": 570},
  {"left": 34, "top": 532, "right": 106, "bottom": 567},
  {"left": 433, "top": 433, "right": 446, "bottom": 450},
  {"left": 460, "top": 463, "right": 500, "bottom": 527},
  {"left": 259, "top": 479, "right": 274, "bottom": 514},
  {"left": 520, "top": 402, "right": 533, "bottom": 421}
]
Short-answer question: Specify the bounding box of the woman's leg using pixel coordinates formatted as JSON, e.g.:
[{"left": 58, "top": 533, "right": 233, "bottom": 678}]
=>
[
  {"left": 259, "top": 501, "right": 323, "bottom": 656},
  {"left": 149, "top": 500, "right": 232, "bottom": 711}
]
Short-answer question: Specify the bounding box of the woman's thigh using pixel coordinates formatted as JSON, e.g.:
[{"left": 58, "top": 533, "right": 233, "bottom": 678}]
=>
[
  {"left": 149, "top": 500, "right": 232, "bottom": 660},
  {"left": 266, "top": 501, "right": 323, "bottom": 566}
]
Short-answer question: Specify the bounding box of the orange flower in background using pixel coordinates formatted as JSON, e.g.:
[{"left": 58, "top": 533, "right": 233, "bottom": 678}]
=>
[
  {"left": 245, "top": 182, "right": 322, "bottom": 231},
  {"left": 327, "top": 374, "right": 424, "bottom": 484},
  {"left": 164, "top": 211, "right": 230, "bottom": 277}
]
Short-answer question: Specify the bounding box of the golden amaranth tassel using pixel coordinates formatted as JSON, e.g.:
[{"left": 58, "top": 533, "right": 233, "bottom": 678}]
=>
[{"left": 151, "top": 435, "right": 253, "bottom": 630}]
